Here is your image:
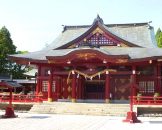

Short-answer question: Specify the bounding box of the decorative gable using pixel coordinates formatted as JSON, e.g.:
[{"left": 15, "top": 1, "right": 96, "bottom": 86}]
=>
[
  {"left": 80, "top": 27, "right": 120, "bottom": 47},
  {"left": 59, "top": 15, "right": 140, "bottom": 49}
]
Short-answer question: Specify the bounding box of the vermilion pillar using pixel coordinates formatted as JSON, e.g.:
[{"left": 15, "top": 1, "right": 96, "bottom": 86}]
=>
[
  {"left": 71, "top": 71, "right": 76, "bottom": 102},
  {"left": 36, "top": 65, "right": 41, "bottom": 94},
  {"left": 9, "top": 88, "right": 12, "bottom": 107},
  {"left": 157, "top": 63, "right": 161, "bottom": 93},
  {"left": 105, "top": 70, "right": 110, "bottom": 103},
  {"left": 48, "top": 68, "right": 53, "bottom": 102},
  {"left": 154, "top": 65, "right": 158, "bottom": 93},
  {"left": 132, "top": 66, "right": 136, "bottom": 96}
]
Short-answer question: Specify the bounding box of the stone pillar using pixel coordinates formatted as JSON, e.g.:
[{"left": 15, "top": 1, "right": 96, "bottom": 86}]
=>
[
  {"left": 71, "top": 70, "right": 76, "bottom": 102},
  {"left": 105, "top": 70, "right": 110, "bottom": 103},
  {"left": 48, "top": 68, "right": 53, "bottom": 102}
]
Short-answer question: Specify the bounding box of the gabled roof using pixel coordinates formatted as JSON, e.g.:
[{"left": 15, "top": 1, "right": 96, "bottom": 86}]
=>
[
  {"left": 42, "top": 16, "right": 157, "bottom": 50},
  {"left": 8, "top": 15, "right": 160, "bottom": 64},
  {"left": 57, "top": 20, "right": 142, "bottom": 49}
]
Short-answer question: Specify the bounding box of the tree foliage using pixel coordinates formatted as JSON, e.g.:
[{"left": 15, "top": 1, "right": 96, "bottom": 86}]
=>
[
  {"left": 0, "top": 26, "right": 16, "bottom": 74},
  {"left": 156, "top": 28, "right": 162, "bottom": 48},
  {"left": 0, "top": 26, "right": 28, "bottom": 79}
]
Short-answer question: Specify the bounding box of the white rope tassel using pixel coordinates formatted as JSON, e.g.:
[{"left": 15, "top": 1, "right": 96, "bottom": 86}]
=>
[
  {"left": 77, "top": 74, "right": 80, "bottom": 78},
  {"left": 98, "top": 73, "right": 100, "bottom": 79},
  {"left": 72, "top": 70, "right": 75, "bottom": 74}
]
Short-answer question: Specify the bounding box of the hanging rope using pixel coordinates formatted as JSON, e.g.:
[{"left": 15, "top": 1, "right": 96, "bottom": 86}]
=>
[{"left": 67, "top": 69, "right": 116, "bottom": 84}]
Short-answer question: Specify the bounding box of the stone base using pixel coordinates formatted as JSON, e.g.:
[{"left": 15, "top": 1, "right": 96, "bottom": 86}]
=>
[
  {"left": 105, "top": 99, "right": 110, "bottom": 103},
  {"left": 1, "top": 106, "right": 17, "bottom": 118},
  {"left": 123, "top": 111, "right": 141, "bottom": 123},
  {"left": 48, "top": 98, "right": 53, "bottom": 102},
  {"left": 71, "top": 99, "right": 76, "bottom": 103}
]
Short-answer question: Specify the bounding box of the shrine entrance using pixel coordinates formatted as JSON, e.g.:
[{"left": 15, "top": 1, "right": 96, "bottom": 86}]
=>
[{"left": 84, "top": 80, "right": 105, "bottom": 99}]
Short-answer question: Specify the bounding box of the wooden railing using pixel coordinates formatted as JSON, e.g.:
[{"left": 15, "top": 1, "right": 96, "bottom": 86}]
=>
[
  {"left": 133, "top": 96, "right": 162, "bottom": 105},
  {"left": 0, "top": 94, "right": 43, "bottom": 103}
]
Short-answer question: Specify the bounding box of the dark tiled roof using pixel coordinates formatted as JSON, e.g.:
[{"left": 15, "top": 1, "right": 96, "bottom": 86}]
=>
[
  {"left": 9, "top": 47, "right": 162, "bottom": 61},
  {"left": 42, "top": 22, "right": 156, "bottom": 50},
  {"left": 8, "top": 16, "right": 160, "bottom": 62},
  {"left": 0, "top": 80, "right": 22, "bottom": 88}
]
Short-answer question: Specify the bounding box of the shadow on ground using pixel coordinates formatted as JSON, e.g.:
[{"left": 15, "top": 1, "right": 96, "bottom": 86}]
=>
[{"left": 26, "top": 116, "right": 50, "bottom": 119}]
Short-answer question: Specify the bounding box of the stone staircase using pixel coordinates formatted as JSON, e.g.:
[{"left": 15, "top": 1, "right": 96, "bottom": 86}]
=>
[{"left": 29, "top": 102, "right": 130, "bottom": 116}]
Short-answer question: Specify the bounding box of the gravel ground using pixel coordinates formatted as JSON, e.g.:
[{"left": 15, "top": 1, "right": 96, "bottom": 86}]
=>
[{"left": 0, "top": 112, "right": 162, "bottom": 130}]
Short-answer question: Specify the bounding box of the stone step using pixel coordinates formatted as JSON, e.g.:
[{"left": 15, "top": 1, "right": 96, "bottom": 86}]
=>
[{"left": 29, "top": 102, "right": 130, "bottom": 116}]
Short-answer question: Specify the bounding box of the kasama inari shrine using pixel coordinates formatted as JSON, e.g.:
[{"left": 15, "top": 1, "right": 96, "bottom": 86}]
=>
[{"left": 9, "top": 15, "right": 162, "bottom": 103}]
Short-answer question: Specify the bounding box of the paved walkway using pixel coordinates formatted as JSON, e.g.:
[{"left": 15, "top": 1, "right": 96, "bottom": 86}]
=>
[{"left": 0, "top": 112, "right": 162, "bottom": 130}]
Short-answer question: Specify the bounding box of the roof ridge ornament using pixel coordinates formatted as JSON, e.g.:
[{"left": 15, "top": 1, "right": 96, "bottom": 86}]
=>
[{"left": 93, "top": 14, "right": 104, "bottom": 24}]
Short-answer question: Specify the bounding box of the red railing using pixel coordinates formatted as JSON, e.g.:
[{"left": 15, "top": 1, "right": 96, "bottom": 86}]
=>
[
  {"left": 0, "top": 94, "right": 43, "bottom": 103},
  {"left": 133, "top": 96, "right": 162, "bottom": 105}
]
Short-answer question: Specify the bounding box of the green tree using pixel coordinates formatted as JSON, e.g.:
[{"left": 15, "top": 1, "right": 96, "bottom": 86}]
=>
[
  {"left": 0, "top": 26, "right": 16, "bottom": 74},
  {"left": 0, "top": 26, "right": 29, "bottom": 79},
  {"left": 156, "top": 28, "right": 162, "bottom": 48},
  {"left": 10, "top": 51, "right": 29, "bottom": 79}
]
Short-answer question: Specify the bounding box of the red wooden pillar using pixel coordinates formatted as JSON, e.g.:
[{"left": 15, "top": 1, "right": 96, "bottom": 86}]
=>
[
  {"left": 71, "top": 70, "right": 76, "bottom": 102},
  {"left": 56, "top": 77, "right": 61, "bottom": 99},
  {"left": 157, "top": 63, "right": 161, "bottom": 93},
  {"left": 9, "top": 88, "right": 12, "bottom": 108},
  {"left": 48, "top": 68, "right": 53, "bottom": 102},
  {"left": 36, "top": 65, "right": 41, "bottom": 94},
  {"left": 77, "top": 78, "right": 80, "bottom": 99},
  {"left": 154, "top": 65, "right": 157, "bottom": 93},
  {"left": 81, "top": 78, "right": 84, "bottom": 99},
  {"left": 77, "top": 77, "right": 82, "bottom": 99},
  {"left": 105, "top": 70, "right": 110, "bottom": 103},
  {"left": 132, "top": 66, "right": 137, "bottom": 96}
]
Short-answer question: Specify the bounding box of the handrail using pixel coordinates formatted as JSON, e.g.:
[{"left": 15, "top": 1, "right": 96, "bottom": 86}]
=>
[{"left": 133, "top": 96, "right": 162, "bottom": 105}]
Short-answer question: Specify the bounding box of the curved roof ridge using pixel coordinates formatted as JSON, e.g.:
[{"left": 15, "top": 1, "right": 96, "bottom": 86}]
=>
[{"left": 63, "top": 22, "right": 149, "bottom": 31}]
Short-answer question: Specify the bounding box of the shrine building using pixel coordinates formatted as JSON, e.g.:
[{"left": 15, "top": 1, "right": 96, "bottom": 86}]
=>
[{"left": 9, "top": 15, "right": 162, "bottom": 103}]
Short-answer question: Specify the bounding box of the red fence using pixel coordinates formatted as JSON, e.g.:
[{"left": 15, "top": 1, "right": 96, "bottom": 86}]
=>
[
  {"left": 133, "top": 96, "right": 162, "bottom": 105},
  {"left": 0, "top": 94, "right": 43, "bottom": 103}
]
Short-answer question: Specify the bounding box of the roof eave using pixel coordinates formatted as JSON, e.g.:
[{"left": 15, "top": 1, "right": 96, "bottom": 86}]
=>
[{"left": 8, "top": 55, "right": 48, "bottom": 65}]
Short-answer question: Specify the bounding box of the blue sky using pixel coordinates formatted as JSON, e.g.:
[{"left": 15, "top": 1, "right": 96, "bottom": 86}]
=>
[{"left": 0, "top": 0, "right": 162, "bottom": 52}]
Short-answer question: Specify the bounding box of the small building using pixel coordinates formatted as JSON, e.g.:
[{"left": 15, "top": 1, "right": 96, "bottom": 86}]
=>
[
  {"left": 0, "top": 74, "right": 35, "bottom": 94},
  {"left": 9, "top": 15, "right": 162, "bottom": 103}
]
